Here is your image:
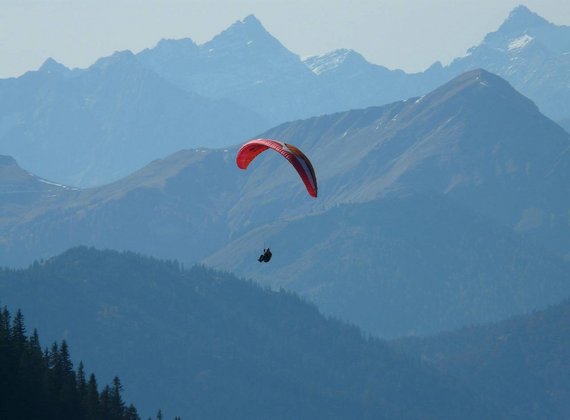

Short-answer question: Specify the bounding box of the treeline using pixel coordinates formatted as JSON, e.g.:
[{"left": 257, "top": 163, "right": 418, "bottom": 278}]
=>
[{"left": 0, "top": 306, "right": 139, "bottom": 420}]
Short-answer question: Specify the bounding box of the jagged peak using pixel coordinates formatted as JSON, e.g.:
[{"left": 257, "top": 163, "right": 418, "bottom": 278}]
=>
[
  {"left": 205, "top": 14, "right": 282, "bottom": 49},
  {"left": 240, "top": 14, "right": 262, "bottom": 26},
  {"left": 498, "top": 5, "right": 551, "bottom": 34},
  {"left": 222, "top": 14, "right": 268, "bottom": 37},
  {"left": 38, "top": 58, "right": 70, "bottom": 75},
  {"left": 90, "top": 50, "right": 138, "bottom": 71}
]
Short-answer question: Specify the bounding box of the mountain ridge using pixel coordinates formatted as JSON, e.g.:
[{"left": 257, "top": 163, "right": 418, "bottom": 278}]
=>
[
  {"left": 1, "top": 6, "right": 569, "bottom": 187},
  {"left": 2, "top": 70, "right": 569, "bottom": 340},
  {"left": 0, "top": 50, "right": 267, "bottom": 187}
]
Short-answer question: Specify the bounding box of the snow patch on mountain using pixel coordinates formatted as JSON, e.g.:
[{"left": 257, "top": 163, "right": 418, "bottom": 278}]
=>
[
  {"left": 508, "top": 34, "right": 533, "bottom": 51},
  {"left": 304, "top": 49, "right": 354, "bottom": 75},
  {"left": 38, "top": 178, "right": 77, "bottom": 190}
]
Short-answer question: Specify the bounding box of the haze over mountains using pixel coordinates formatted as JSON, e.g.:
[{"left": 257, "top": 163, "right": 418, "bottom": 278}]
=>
[
  {"left": 2, "top": 4, "right": 570, "bottom": 418},
  {"left": 2, "top": 69, "right": 569, "bottom": 339},
  {"left": 0, "top": 5, "right": 568, "bottom": 187}
]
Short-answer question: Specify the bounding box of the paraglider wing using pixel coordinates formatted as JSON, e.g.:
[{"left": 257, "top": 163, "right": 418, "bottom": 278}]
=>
[{"left": 236, "top": 139, "right": 318, "bottom": 197}]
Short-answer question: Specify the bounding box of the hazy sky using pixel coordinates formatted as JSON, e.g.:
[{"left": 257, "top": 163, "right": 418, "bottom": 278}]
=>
[{"left": 1, "top": 0, "right": 569, "bottom": 78}]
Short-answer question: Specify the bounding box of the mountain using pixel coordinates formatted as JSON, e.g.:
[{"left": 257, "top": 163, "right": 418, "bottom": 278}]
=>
[
  {"left": 204, "top": 192, "right": 570, "bottom": 338},
  {"left": 0, "top": 155, "right": 76, "bottom": 237},
  {"left": 2, "top": 70, "right": 569, "bottom": 340},
  {"left": 243, "top": 69, "right": 570, "bottom": 259},
  {"left": 0, "top": 247, "right": 499, "bottom": 419},
  {"left": 0, "top": 154, "right": 71, "bottom": 203},
  {"left": 137, "top": 16, "right": 445, "bottom": 125},
  {"left": 0, "top": 51, "right": 267, "bottom": 187},
  {"left": 441, "top": 5, "right": 570, "bottom": 121},
  {"left": 0, "top": 149, "right": 238, "bottom": 267},
  {"left": 137, "top": 15, "right": 329, "bottom": 126},
  {"left": 303, "top": 49, "right": 443, "bottom": 113},
  {"left": 2, "top": 6, "right": 567, "bottom": 189},
  {"left": 300, "top": 5, "right": 570, "bottom": 122},
  {"left": 208, "top": 69, "right": 570, "bottom": 336},
  {"left": 394, "top": 298, "right": 570, "bottom": 419}
]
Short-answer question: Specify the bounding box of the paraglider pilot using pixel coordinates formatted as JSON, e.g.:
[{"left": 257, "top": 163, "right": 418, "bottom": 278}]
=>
[{"left": 258, "top": 248, "right": 272, "bottom": 263}]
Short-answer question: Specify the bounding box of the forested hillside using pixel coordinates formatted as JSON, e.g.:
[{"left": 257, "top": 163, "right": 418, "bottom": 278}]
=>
[
  {"left": 0, "top": 306, "right": 140, "bottom": 419},
  {"left": 0, "top": 247, "right": 499, "bottom": 419},
  {"left": 394, "top": 299, "right": 570, "bottom": 419}
]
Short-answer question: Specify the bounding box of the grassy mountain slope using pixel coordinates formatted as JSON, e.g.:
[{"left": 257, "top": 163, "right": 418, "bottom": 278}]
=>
[{"left": 205, "top": 192, "right": 570, "bottom": 338}]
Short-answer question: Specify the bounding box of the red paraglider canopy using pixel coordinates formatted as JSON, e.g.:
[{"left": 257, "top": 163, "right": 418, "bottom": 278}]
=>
[{"left": 236, "top": 138, "right": 318, "bottom": 198}]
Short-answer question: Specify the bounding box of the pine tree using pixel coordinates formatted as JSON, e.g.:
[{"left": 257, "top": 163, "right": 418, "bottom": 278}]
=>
[
  {"left": 77, "top": 362, "right": 87, "bottom": 394},
  {"left": 56, "top": 340, "right": 81, "bottom": 419},
  {"left": 29, "top": 330, "right": 43, "bottom": 360},
  {"left": 57, "top": 341, "right": 75, "bottom": 378},
  {"left": 0, "top": 307, "right": 10, "bottom": 342},
  {"left": 0, "top": 307, "right": 11, "bottom": 403},
  {"left": 85, "top": 373, "right": 100, "bottom": 420},
  {"left": 99, "top": 384, "right": 112, "bottom": 419},
  {"left": 18, "top": 329, "right": 45, "bottom": 419},
  {"left": 110, "top": 376, "right": 126, "bottom": 418},
  {"left": 125, "top": 404, "right": 140, "bottom": 420},
  {"left": 76, "top": 361, "right": 88, "bottom": 414},
  {"left": 11, "top": 309, "right": 26, "bottom": 351},
  {"left": 0, "top": 308, "right": 12, "bottom": 417}
]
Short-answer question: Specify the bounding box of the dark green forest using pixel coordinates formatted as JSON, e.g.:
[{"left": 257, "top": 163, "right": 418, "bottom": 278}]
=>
[{"left": 0, "top": 306, "right": 139, "bottom": 420}]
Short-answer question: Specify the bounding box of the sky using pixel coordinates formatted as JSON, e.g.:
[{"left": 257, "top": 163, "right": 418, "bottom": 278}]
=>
[{"left": 1, "top": 0, "right": 569, "bottom": 78}]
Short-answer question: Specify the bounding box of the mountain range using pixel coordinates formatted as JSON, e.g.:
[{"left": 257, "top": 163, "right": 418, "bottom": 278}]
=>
[
  {"left": 0, "top": 5, "right": 568, "bottom": 187},
  {"left": 0, "top": 51, "right": 266, "bottom": 187},
  {"left": 2, "top": 5, "right": 569, "bottom": 418},
  {"left": 2, "top": 69, "right": 569, "bottom": 338},
  {"left": 430, "top": 5, "right": 570, "bottom": 121},
  {"left": 204, "top": 69, "right": 570, "bottom": 336}
]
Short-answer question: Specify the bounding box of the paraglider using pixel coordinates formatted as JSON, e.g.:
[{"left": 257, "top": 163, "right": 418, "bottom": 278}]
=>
[
  {"left": 236, "top": 138, "right": 318, "bottom": 198},
  {"left": 236, "top": 138, "right": 317, "bottom": 263},
  {"left": 258, "top": 248, "right": 272, "bottom": 263}
]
